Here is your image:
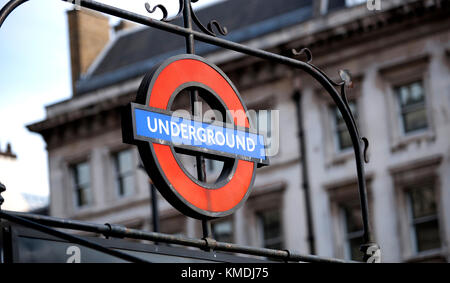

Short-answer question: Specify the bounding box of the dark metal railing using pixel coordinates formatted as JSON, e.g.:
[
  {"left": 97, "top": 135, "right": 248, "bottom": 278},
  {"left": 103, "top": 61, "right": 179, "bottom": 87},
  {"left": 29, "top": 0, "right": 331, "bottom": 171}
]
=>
[
  {"left": 2, "top": 210, "right": 354, "bottom": 263},
  {"left": 0, "top": 0, "right": 380, "bottom": 263}
]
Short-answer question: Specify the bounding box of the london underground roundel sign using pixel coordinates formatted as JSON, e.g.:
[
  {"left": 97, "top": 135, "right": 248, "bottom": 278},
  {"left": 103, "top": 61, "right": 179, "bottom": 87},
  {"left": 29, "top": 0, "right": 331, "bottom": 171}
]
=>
[{"left": 122, "top": 54, "right": 269, "bottom": 219}]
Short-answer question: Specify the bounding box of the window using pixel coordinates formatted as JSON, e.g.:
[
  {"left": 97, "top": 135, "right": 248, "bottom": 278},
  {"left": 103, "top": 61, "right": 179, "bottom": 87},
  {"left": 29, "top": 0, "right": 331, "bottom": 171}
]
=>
[
  {"left": 406, "top": 185, "right": 441, "bottom": 253},
  {"left": 328, "top": 0, "right": 366, "bottom": 12},
  {"left": 395, "top": 81, "right": 428, "bottom": 134},
  {"left": 160, "top": 213, "right": 186, "bottom": 236},
  {"left": 341, "top": 201, "right": 364, "bottom": 261},
  {"left": 331, "top": 101, "right": 357, "bottom": 151},
  {"left": 345, "top": 0, "right": 367, "bottom": 7},
  {"left": 113, "top": 149, "right": 135, "bottom": 197},
  {"left": 72, "top": 161, "right": 92, "bottom": 208},
  {"left": 258, "top": 209, "right": 283, "bottom": 250},
  {"left": 327, "top": 178, "right": 373, "bottom": 260},
  {"left": 379, "top": 56, "right": 432, "bottom": 150},
  {"left": 211, "top": 219, "right": 233, "bottom": 243},
  {"left": 390, "top": 156, "right": 443, "bottom": 260}
]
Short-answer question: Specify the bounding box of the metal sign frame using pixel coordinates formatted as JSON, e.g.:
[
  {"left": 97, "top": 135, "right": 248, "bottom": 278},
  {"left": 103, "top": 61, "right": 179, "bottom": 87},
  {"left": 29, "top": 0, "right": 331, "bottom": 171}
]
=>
[
  {"left": 0, "top": 0, "right": 380, "bottom": 263},
  {"left": 123, "top": 54, "right": 268, "bottom": 220}
]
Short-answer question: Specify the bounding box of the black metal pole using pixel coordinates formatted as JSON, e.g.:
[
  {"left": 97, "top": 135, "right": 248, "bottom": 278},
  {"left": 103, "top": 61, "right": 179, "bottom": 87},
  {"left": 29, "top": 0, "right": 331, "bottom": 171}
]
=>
[
  {"left": 182, "top": 0, "right": 210, "bottom": 239},
  {"left": 150, "top": 183, "right": 159, "bottom": 233},
  {"left": 139, "top": 163, "right": 160, "bottom": 234},
  {"left": 201, "top": 219, "right": 212, "bottom": 239},
  {"left": 292, "top": 90, "right": 315, "bottom": 255}
]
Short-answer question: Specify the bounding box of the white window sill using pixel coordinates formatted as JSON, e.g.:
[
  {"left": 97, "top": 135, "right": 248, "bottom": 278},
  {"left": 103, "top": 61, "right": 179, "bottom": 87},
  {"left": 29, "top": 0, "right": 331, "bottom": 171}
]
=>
[
  {"left": 326, "top": 148, "right": 355, "bottom": 167},
  {"left": 70, "top": 204, "right": 96, "bottom": 218},
  {"left": 391, "top": 129, "right": 435, "bottom": 152},
  {"left": 404, "top": 248, "right": 447, "bottom": 263}
]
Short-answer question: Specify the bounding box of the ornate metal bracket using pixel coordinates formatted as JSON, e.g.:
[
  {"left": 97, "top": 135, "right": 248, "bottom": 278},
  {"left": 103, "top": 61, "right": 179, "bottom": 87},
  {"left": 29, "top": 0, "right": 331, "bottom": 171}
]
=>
[
  {"left": 292, "top": 48, "right": 370, "bottom": 164},
  {"left": 145, "top": 0, "right": 228, "bottom": 36},
  {"left": 0, "top": 0, "right": 378, "bottom": 262},
  {"left": 292, "top": 47, "right": 373, "bottom": 250}
]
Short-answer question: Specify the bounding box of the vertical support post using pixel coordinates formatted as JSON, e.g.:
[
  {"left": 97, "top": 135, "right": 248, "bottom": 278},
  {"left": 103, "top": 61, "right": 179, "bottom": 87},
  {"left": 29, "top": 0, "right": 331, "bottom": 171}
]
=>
[
  {"left": 202, "top": 219, "right": 212, "bottom": 239},
  {"left": 150, "top": 182, "right": 159, "bottom": 233},
  {"left": 334, "top": 85, "right": 379, "bottom": 262},
  {"left": 292, "top": 90, "right": 315, "bottom": 255},
  {"left": 182, "top": 0, "right": 210, "bottom": 239}
]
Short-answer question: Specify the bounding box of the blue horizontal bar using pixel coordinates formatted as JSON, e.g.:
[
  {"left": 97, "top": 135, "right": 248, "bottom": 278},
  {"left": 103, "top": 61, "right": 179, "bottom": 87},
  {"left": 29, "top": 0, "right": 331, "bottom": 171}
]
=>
[{"left": 134, "top": 108, "right": 267, "bottom": 161}]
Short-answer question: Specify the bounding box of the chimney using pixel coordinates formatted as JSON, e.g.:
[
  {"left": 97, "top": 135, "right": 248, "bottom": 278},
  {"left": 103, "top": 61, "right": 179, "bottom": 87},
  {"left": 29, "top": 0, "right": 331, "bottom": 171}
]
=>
[
  {"left": 67, "top": 8, "right": 110, "bottom": 96},
  {"left": 113, "top": 20, "right": 137, "bottom": 34},
  {"left": 0, "top": 142, "right": 17, "bottom": 159}
]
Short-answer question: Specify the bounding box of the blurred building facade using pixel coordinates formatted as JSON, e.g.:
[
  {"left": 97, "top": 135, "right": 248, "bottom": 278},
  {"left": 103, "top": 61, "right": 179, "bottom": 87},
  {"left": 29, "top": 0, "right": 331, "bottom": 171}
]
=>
[{"left": 28, "top": 0, "right": 450, "bottom": 262}]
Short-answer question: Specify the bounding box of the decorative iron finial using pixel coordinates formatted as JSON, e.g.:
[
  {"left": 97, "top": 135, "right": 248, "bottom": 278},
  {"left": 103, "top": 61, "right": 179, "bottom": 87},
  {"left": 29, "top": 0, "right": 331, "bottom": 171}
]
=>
[
  {"left": 362, "top": 137, "right": 370, "bottom": 163},
  {"left": 339, "top": 69, "right": 354, "bottom": 88},
  {"left": 207, "top": 20, "right": 228, "bottom": 36}
]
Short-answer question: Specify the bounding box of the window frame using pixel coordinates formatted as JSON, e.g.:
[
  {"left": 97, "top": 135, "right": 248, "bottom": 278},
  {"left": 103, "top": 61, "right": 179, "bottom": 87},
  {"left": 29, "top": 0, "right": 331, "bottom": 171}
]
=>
[
  {"left": 323, "top": 0, "right": 367, "bottom": 14},
  {"left": 112, "top": 148, "right": 136, "bottom": 199},
  {"left": 394, "top": 80, "right": 428, "bottom": 135},
  {"left": 211, "top": 217, "right": 234, "bottom": 243},
  {"left": 379, "top": 55, "right": 435, "bottom": 152},
  {"left": 405, "top": 183, "right": 441, "bottom": 255},
  {"left": 390, "top": 155, "right": 446, "bottom": 261},
  {"left": 243, "top": 182, "right": 285, "bottom": 250},
  {"left": 340, "top": 204, "right": 365, "bottom": 261},
  {"left": 330, "top": 100, "right": 358, "bottom": 153},
  {"left": 326, "top": 176, "right": 373, "bottom": 260},
  {"left": 71, "top": 160, "right": 93, "bottom": 209},
  {"left": 257, "top": 208, "right": 284, "bottom": 250},
  {"left": 316, "top": 75, "right": 364, "bottom": 166}
]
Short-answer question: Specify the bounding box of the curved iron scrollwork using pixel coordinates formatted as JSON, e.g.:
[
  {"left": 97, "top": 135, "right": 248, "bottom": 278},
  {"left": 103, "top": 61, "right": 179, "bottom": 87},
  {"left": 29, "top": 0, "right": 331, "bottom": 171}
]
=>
[
  {"left": 144, "top": 2, "right": 169, "bottom": 22},
  {"left": 145, "top": 0, "right": 228, "bottom": 36}
]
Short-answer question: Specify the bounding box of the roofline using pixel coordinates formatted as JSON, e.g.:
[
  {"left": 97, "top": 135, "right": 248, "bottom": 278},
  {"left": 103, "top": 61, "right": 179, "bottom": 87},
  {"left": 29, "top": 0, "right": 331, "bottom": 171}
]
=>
[
  {"left": 75, "top": 0, "right": 423, "bottom": 95},
  {"left": 84, "top": 24, "right": 148, "bottom": 78},
  {"left": 75, "top": 5, "right": 313, "bottom": 95}
]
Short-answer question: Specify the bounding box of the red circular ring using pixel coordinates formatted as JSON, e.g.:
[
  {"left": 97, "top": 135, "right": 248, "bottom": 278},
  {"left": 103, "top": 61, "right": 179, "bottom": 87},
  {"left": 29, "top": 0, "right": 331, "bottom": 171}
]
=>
[{"left": 147, "top": 56, "right": 256, "bottom": 216}]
